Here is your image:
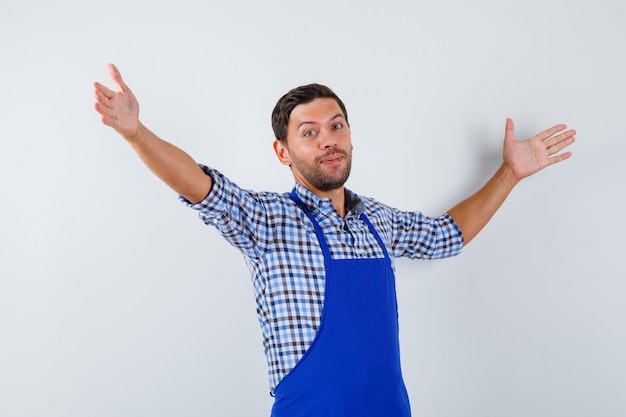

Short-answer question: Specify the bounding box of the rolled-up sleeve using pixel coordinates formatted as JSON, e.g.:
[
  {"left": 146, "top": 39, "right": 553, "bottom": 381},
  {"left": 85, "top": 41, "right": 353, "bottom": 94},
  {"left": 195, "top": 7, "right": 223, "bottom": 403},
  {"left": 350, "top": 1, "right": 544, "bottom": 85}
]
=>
[
  {"left": 178, "top": 165, "right": 268, "bottom": 259},
  {"left": 178, "top": 165, "right": 231, "bottom": 225},
  {"left": 389, "top": 209, "right": 464, "bottom": 260}
]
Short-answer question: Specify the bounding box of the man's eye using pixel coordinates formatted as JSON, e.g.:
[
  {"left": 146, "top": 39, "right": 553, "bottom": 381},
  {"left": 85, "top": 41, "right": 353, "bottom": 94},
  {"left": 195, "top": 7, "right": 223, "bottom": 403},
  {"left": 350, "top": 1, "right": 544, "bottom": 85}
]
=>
[
  {"left": 304, "top": 130, "right": 316, "bottom": 137},
  {"left": 333, "top": 123, "right": 343, "bottom": 130}
]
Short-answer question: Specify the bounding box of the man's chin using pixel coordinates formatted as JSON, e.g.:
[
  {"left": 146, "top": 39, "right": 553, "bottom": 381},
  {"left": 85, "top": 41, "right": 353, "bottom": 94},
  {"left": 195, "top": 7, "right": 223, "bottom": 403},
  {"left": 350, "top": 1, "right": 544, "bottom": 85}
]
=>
[{"left": 316, "top": 173, "right": 350, "bottom": 192}]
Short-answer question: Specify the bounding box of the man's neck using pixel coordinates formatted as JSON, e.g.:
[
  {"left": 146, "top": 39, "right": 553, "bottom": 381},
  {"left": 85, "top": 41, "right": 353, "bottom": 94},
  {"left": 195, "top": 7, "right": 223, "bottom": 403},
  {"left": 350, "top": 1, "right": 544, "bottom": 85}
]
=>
[
  {"left": 300, "top": 183, "right": 347, "bottom": 218},
  {"left": 324, "top": 187, "right": 346, "bottom": 218}
]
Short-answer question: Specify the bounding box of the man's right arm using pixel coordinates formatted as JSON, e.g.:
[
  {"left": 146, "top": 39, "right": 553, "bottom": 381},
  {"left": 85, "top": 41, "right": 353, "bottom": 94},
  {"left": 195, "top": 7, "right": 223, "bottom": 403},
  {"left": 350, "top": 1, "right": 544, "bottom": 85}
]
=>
[{"left": 93, "top": 64, "right": 211, "bottom": 204}]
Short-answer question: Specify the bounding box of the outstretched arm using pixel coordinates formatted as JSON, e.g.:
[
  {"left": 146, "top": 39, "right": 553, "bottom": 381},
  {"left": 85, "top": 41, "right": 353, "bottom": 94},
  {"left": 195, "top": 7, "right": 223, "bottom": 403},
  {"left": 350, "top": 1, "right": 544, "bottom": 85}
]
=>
[
  {"left": 93, "top": 64, "right": 211, "bottom": 204},
  {"left": 447, "top": 118, "right": 575, "bottom": 245}
]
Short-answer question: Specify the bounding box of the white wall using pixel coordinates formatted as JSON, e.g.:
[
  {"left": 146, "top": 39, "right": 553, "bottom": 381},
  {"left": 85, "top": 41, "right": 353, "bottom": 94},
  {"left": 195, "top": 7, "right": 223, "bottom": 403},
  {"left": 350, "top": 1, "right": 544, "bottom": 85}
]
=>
[{"left": 1, "top": 0, "right": 624, "bottom": 416}]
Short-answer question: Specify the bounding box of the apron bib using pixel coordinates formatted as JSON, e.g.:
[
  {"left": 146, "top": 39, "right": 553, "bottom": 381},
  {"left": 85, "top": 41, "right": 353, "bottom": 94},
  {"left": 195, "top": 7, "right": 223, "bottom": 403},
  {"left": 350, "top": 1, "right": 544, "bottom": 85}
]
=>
[{"left": 270, "top": 190, "right": 411, "bottom": 417}]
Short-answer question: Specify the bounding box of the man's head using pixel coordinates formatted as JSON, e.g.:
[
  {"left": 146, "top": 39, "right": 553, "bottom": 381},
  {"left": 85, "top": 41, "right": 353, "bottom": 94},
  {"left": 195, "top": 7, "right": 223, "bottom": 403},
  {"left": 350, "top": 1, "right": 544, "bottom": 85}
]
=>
[
  {"left": 272, "top": 84, "right": 353, "bottom": 195},
  {"left": 272, "top": 83, "right": 349, "bottom": 144}
]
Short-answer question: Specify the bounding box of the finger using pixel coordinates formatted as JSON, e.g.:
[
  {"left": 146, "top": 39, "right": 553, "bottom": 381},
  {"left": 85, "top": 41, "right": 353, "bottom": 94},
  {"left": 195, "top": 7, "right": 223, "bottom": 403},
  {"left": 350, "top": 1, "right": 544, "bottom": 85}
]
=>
[
  {"left": 548, "top": 151, "right": 573, "bottom": 165},
  {"left": 545, "top": 129, "right": 576, "bottom": 148},
  {"left": 558, "top": 129, "right": 576, "bottom": 141},
  {"left": 94, "top": 102, "right": 114, "bottom": 119},
  {"left": 93, "top": 88, "right": 112, "bottom": 108},
  {"left": 536, "top": 123, "right": 568, "bottom": 142},
  {"left": 503, "top": 118, "right": 515, "bottom": 144},
  {"left": 93, "top": 81, "right": 114, "bottom": 100},
  {"left": 547, "top": 132, "right": 576, "bottom": 155},
  {"left": 106, "top": 63, "right": 130, "bottom": 93},
  {"left": 96, "top": 109, "right": 119, "bottom": 130}
]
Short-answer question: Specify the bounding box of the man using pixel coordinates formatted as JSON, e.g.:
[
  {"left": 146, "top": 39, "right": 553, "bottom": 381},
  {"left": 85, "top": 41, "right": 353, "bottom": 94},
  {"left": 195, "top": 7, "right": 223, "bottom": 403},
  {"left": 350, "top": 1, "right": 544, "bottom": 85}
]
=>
[{"left": 93, "top": 64, "right": 575, "bottom": 416}]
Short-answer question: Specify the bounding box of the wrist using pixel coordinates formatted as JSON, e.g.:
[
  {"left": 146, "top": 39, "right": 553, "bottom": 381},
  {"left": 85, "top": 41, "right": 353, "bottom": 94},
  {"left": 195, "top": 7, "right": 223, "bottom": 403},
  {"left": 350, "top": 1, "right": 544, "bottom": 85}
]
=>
[
  {"left": 498, "top": 163, "right": 521, "bottom": 188},
  {"left": 124, "top": 121, "right": 144, "bottom": 144}
]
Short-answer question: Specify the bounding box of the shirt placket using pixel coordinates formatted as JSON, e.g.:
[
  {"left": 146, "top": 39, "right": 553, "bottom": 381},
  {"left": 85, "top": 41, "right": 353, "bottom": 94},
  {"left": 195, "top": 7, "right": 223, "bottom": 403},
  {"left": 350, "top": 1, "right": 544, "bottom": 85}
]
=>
[{"left": 343, "top": 215, "right": 367, "bottom": 258}]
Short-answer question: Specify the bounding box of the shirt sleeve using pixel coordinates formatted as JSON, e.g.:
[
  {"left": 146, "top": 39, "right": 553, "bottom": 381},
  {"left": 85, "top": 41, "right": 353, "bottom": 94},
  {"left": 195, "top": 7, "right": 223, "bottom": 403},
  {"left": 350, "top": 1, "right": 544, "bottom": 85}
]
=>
[
  {"left": 178, "top": 164, "right": 267, "bottom": 259},
  {"left": 386, "top": 206, "right": 464, "bottom": 260}
]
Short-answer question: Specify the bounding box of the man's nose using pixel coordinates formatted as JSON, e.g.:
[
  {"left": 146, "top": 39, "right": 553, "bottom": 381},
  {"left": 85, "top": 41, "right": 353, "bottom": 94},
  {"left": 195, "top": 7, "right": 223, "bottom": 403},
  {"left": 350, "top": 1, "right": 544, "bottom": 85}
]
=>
[{"left": 320, "top": 129, "right": 337, "bottom": 149}]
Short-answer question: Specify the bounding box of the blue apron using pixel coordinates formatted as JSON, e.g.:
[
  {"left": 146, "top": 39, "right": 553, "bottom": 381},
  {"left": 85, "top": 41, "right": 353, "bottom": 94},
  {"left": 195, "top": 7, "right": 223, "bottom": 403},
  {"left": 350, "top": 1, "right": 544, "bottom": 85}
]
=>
[{"left": 270, "top": 190, "right": 411, "bottom": 417}]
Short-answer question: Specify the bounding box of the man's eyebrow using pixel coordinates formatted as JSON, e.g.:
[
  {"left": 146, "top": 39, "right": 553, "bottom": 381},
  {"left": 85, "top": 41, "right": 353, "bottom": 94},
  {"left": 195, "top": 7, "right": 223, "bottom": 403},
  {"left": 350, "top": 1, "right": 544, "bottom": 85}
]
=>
[{"left": 297, "top": 114, "right": 346, "bottom": 130}]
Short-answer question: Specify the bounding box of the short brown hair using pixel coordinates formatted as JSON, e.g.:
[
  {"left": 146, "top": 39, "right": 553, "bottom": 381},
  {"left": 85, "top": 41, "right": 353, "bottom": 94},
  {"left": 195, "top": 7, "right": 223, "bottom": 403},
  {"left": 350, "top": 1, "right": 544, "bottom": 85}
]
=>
[{"left": 271, "top": 83, "right": 348, "bottom": 143}]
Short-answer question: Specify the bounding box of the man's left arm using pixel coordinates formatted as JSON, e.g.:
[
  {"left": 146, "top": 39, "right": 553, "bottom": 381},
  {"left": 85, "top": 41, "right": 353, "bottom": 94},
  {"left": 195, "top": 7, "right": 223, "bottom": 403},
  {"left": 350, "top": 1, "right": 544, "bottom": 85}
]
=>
[{"left": 447, "top": 118, "right": 576, "bottom": 246}]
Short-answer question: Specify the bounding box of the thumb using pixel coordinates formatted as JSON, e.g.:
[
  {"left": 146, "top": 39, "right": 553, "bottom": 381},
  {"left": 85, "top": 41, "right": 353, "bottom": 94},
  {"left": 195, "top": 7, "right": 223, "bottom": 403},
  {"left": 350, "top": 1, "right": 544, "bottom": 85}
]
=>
[
  {"left": 504, "top": 117, "right": 516, "bottom": 144},
  {"left": 106, "top": 63, "right": 130, "bottom": 93}
]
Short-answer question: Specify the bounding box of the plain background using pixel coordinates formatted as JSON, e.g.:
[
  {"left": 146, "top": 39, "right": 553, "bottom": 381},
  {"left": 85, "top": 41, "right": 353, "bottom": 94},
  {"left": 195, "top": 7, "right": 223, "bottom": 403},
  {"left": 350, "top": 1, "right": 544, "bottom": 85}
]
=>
[{"left": 1, "top": 0, "right": 624, "bottom": 416}]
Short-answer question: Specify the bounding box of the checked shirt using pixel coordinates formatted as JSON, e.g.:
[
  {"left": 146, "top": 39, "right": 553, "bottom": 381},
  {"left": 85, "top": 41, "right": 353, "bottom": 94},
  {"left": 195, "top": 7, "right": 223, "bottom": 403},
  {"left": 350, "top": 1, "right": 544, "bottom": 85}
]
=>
[{"left": 180, "top": 165, "right": 464, "bottom": 392}]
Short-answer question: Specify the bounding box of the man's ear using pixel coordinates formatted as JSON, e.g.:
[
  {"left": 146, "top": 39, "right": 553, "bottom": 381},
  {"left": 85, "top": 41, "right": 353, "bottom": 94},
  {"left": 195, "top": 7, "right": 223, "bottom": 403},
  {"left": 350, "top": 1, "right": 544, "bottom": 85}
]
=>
[{"left": 273, "top": 139, "right": 292, "bottom": 166}]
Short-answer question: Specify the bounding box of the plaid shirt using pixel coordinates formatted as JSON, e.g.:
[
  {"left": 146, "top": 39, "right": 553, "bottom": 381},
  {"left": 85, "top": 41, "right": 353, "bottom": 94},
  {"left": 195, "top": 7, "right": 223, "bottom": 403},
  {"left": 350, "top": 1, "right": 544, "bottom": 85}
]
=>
[{"left": 181, "top": 165, "right": 464, "bottom": 392}]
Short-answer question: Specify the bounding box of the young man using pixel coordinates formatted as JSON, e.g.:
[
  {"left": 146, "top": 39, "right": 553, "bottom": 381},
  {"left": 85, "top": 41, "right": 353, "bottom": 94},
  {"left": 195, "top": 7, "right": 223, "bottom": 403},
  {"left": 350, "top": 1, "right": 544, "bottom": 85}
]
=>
[{"left": 94, "top": 64, "right": 575, "bottom": 417}]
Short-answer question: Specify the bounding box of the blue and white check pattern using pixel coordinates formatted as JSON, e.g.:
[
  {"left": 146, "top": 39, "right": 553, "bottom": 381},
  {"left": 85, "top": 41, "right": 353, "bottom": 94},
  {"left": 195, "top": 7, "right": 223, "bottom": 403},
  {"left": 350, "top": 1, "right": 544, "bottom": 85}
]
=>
[{"left": 181, "top": 165, "right": 464, "bottom": 392}]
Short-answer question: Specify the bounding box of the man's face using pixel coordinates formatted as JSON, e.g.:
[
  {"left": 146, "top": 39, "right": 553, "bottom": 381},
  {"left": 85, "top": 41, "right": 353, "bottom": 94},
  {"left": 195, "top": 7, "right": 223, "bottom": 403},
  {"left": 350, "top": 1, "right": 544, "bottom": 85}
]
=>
[{"left": 274, "top": 98, "right": 353, "bottom": 195}]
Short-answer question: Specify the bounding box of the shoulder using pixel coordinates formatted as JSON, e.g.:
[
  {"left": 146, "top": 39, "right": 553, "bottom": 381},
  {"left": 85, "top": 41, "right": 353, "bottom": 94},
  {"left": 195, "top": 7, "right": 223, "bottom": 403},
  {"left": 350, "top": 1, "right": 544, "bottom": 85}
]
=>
[
  {"left": 182, "top": 164, "right": 295, "bottom": 215},
  {"left": 353, "top": 192, "right": 394, "bottom": 217}
]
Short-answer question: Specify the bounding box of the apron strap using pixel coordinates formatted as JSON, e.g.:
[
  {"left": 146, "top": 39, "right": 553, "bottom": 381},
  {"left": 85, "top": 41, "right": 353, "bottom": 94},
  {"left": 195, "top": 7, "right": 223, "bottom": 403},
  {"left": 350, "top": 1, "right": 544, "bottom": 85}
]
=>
[
  {"left": 290, "top": 189, "right": 332, "bottom": 260},
  {"left": 359, "top": 213, "right": 391, "bottom": 259}
]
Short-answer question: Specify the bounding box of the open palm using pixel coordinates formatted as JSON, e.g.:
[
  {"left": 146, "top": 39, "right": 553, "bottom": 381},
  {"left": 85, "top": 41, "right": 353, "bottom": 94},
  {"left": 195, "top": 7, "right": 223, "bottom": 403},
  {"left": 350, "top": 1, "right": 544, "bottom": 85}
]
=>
[
  {"left": 93, "top": 64, "right": 140, "bottom": 140},
  {"left": 503, "top": 118, "right": 575, "bottom": 180}
]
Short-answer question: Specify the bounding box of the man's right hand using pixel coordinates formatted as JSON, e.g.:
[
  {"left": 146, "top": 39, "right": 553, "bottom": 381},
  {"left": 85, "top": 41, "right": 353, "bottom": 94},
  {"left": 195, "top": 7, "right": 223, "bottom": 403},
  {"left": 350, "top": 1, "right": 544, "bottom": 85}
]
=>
[
  {"left": 93, "top": 63, "right": 140, "bottom": 141},
  {"left": 93, "top": 63, "right": 212, "bottom": 203}
]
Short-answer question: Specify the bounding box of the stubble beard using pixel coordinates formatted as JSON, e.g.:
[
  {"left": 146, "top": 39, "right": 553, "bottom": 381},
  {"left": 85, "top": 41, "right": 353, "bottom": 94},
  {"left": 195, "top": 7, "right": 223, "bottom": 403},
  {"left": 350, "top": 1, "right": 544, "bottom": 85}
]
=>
[{"left": 292, "top": 150, "right": 352, "bottom": 192}]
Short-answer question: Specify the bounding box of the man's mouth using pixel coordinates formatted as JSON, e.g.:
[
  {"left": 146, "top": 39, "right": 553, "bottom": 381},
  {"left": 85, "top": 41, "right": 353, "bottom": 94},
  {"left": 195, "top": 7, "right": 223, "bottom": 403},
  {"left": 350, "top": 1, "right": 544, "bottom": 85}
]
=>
[{"left": 319, "top": 152, "right": 345, "bottom": 165}]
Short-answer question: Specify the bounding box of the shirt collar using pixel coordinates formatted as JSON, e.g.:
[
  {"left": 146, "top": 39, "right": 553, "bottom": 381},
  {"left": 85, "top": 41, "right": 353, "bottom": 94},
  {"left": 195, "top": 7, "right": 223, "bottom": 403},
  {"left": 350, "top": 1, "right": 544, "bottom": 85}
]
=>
[{"left": 292, "top": 182, "right": 365, "bottom": 217}]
